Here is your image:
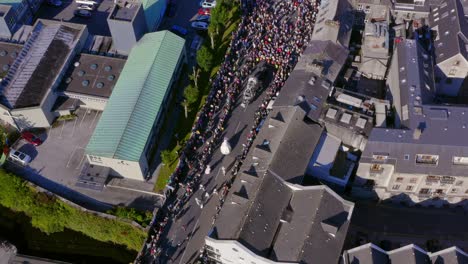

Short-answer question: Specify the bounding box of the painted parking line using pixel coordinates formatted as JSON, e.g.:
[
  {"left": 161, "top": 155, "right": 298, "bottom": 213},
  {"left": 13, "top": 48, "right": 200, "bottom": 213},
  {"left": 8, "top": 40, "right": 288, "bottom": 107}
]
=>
[
  {"left": 76, "top": 150, "right": 86, "bottom": 170},
  {"left": 79, "top": 109, "right": 88, "bottom": 127},
  {"left": 66, "top": 146, "right": 79, "bottom": 168},
  {"left": 71, "top": 116, "right": 78, "bottom": 137},
  {"left": 90, "top": 110, "right": 100, "bottom": 127},
  {"left": 59, "top": 121, "right": 66, "bottom": 139}
]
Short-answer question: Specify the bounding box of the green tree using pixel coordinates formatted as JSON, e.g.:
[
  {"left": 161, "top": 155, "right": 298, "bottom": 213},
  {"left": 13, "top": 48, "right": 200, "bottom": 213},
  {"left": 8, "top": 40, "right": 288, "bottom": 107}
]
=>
[
  {"left": 189, "top": 66, "right": 201, "bottom": 88},
  {"left": 197, "top": 46, "right": 214, "bottom": 72},
  {"left": 181, "top": 84, "right": 199, "bottom": 118},
  {"left": 160, "top": 149, "right": 175, "bottom": 165},
  {"left": 210, "top": 2, "right": 229, "bottom": 35}
]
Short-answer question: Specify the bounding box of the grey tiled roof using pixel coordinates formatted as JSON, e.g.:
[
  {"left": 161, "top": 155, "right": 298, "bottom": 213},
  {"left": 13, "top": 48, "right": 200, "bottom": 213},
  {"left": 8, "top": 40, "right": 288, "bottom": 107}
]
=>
[
  {"left": 345, "top": 243, "right": 390, "bottom": 264},
  {"left": 429, "top": 0, "right": 468, "bottom": 64},
  {"left": 363, "top": 39, "right": 468, "bottom": 176},
  {"left": 212, "top": 106, "right": 354, "bottom": 263},
  {"left": 344, "top": 243, "right": 468, "bottom": 264}
]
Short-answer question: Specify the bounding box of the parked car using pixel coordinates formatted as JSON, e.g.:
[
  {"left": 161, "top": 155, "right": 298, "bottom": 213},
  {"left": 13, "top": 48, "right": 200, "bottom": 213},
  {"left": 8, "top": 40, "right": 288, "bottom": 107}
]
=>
[
  {"left": 77, "top": 4, "right": 95, "bottom": 11},
  {"left": 201, "top": 0, "right": 216, "bottom": 8},
  {"left": 170, "top": 25, "right": 188, "bottom": 36},
  {"left": 8, "top": 149, "right": 31, "bottom": 166},
  {"left": 74, "top": 9, "right": 92, "bottom": 18},
  {"left": 191, "top": 21, "right": 209, "bottom": 31},
  {"left": 198, "top": 8, "right": 211, "bottom": 15},
  {"left": 47, "top": 0, "right": 63, "bottom": 7},
  {"left": 21, "top": 131, "right": 42, "bottom": 146},
  {"left": 190, "top": 35, "right": 204, "bottom": 51},
  {"left": 196, "top": 14, "right": 211, "bottom": 23},
  {"left": 165, "top": 3, "right": 177, "bottom": 17}
]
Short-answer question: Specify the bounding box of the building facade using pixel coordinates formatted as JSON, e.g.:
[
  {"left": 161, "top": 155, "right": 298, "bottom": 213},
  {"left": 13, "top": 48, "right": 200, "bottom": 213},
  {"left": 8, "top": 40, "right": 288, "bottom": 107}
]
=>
[
  {"left": 0, "top": 0, "right": 44, "bottom": 39},
  {"left": 107, "top": 0, "right": 148, "bottom": 55},
  {"left": 0, "top": 20, "right": 88, "bottom": 129},
  {"left": 85, "top": 31, "right": 186, "bottom": 181}
]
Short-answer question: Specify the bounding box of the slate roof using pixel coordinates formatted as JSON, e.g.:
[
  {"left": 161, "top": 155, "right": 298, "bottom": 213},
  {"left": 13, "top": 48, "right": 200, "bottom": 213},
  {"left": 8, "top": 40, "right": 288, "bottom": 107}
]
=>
[
  {"left": 429, "top": 0, "right": 468, "bottom": 64},
  {"left": 274, "top": 40, "right": 348, "bottom": 122},
  {"left": 212, "top": 104, "right": 353, "bottom": 264},
  {"left": 344, "top": 243, "right": 468, "bottom": 264},
  {"left": 344, "top": 243, "right": 390, "bottom": 264},
  {"left": 86, "top": 31, "right": 185, "bottom": 161},
  {"left": 362, "top": 39, "right": 468, "bottom": 177},
  {"left": 312, "top": 0, "right": 354, "bottom": 47}
]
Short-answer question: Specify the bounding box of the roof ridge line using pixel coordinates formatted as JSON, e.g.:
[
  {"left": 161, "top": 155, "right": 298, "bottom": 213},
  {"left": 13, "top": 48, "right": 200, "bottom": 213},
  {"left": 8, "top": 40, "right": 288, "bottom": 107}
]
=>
[
  {"left": 113, "top": 31, "right": 169, "bottom": 159},
  {"left": 112, "top": 36, "right": 165, "bottom": 159}
]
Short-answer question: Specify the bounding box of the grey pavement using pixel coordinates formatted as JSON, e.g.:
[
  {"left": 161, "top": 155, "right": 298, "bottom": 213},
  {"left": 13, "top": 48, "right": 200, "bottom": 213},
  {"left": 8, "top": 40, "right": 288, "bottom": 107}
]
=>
[{"left": 7, "top": 108, "right": 164, "bottom": 211}]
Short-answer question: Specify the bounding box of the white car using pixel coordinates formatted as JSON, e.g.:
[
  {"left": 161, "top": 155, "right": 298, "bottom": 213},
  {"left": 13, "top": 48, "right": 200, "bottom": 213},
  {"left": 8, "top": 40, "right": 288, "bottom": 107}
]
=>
[
  {"left": 77, "top": 4, "right": 95, "bottom": 11},
  {"left": 201, "top": 0, "right": 216, "bottom": 8},
  {"left": 191, "top": 21, "right": 209, "bottom": 31},
  {"left": 9, "top": 149, "right": 31, "bottom": 166}
]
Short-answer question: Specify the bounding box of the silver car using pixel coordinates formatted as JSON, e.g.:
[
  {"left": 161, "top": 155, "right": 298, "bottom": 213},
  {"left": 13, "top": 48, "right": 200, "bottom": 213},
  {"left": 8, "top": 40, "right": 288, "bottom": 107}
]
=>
[{"left": 9, "top": 149, "right": 31, "bottom": 166}]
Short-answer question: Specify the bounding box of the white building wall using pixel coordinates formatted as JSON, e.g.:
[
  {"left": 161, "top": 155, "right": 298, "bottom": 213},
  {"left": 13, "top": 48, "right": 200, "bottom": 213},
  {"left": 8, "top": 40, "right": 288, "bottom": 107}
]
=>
[
  {"left": 354, "top": 161, "right": 468, "bottom": 206},
  {"left": 65, "top": 92, "right": 108, "bottom": 111},
  {"left": 436, "top": 54, "right": 468, "bottom": 96},
  {"left": 205, "top": 237, "right": 296, "bottom": 264},
  {"left": 87, "top": 155, "right": 145, "bottom": 181}
]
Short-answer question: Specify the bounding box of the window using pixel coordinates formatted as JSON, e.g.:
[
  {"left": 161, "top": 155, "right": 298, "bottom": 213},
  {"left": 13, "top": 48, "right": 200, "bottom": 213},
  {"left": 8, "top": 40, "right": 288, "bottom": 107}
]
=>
[
  {"left": 410, "top": 178, "right": 418, "bottom": 183},
  {"left": 446, "top": 78, "right": 452, "bottom": 84},
  {"left": 370, "top": 164, "right": 383, "bottom": 172},
  {"left": 466, "top": 189, "right": 468, "bottom": 194},
  {"left": 372, "top": 154, "right": 388, "bottom": 161},
  {"left": 455, "top": 180, "right": 464, "bottom": 186},
  {"left": 404, "top": 154, "right": 410, "bottom": 160},
  {"left": 392, "top": 184, "right": 400, "bottom": 190},
  {"left": 451, "top": 188, "right": 458, "bottom": 194},
  {"left": 416, "top": 154, "right": 439, "bottom": 165},
  {"left": 396, "top": 177, "right": 404, "bottom": 182},
  {"left": 406, "top": 185, "right": 414, "bottom": 191},
  {"left": 449, "top": 68, "right": 457, "bottom": 76},
  {"left": 453, "top": 156, "right": 468, "bottom": 165},
  {"left": 420, "top": 188, "right": 431, "bottom": 194}
]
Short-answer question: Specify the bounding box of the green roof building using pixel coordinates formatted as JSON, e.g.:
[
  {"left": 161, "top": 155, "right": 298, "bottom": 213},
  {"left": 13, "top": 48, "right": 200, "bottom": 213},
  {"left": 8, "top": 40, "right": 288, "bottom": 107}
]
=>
[{"left": 85, "top": 31, "right": 186, "bottom": 180}]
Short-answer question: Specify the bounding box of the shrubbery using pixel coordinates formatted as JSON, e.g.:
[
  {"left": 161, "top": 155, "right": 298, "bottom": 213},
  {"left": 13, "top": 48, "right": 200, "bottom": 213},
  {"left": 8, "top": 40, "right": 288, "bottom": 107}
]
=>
[{"left": 0, "top": 170, "right": 146, "bottom": 251}]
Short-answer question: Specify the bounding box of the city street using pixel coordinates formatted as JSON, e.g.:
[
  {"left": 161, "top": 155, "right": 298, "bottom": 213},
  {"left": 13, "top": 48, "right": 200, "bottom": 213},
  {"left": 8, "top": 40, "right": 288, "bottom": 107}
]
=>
[{"left": 157, "top": 87, "right": 266, "bottom": 264}]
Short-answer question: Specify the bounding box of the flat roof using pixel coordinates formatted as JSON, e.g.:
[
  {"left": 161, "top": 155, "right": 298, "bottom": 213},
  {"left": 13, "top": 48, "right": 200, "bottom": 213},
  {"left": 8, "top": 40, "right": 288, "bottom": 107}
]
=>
[
  {"left": 60, "top": 53, "right": 125, "bottom": 98},
  {"left": 109, "top": 1, "right": 141, "bottom": 22},
  {"left": 0, "top": 20, "right": 84, "bottom": 109}
]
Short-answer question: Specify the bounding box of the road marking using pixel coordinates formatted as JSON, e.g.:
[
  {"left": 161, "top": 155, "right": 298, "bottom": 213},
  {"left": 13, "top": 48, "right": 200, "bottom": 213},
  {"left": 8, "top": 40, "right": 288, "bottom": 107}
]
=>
[
  {"left": 214, "top": 167, "right": 222, "bottom": 182},
  {"left": 66, "top": 146, "right": 79, "bottom": 168},
  {"left": 59, "top": 121, "right": 66, "bottom": 138},
  {"left": 234, "top": 121, "right": 241, "bottom": 134},
  {"left": 179, "top": 218, "right": 200, "bottom": 264},
  {"left": 79, "top": 110, "right": 87, "bottom": 127},
  {"left": 71, "top": 116, "right": 78, "bottom": 137},
  {"left": 90, "top": 111, "right": 99, "bottom": 127},
  {"left": 76, "top": 150, "right": 86, "bottom": 170}
]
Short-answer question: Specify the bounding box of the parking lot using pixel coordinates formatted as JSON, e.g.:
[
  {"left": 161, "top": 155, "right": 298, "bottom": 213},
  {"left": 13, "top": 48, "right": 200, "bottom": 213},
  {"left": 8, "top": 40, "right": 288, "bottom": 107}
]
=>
[
  {"left": 13, "top": 108, "right": 100, "bottom": 187},
  {"left": 37, "top": 0, "right": 115, "bottom": 36}
]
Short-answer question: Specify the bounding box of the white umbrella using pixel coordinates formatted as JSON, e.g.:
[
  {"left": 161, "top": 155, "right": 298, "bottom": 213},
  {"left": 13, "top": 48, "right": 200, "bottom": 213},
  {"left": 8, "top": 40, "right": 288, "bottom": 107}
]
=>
[{"left": 220, "top": 138, "right": 232, "bottom": 155}]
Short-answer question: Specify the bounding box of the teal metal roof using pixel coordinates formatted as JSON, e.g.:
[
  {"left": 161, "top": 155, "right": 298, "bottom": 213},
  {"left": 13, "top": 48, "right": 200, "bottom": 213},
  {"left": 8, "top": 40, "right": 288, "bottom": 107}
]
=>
[
  {"left": 0, "top": 0, "right": 22, "bottom": 9},
  {"left": 141, "top": 0, "right": 166, "bottom": 31},
  {"left": 86, "top": 31, "right": 185, "bottom": 161}
]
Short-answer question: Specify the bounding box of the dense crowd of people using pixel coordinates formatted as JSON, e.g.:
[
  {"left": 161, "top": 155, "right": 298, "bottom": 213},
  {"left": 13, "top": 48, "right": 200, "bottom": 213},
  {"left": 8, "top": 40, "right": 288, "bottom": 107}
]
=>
[{"left": 137, "top": 0, "right": 319, "bottom": 262}]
